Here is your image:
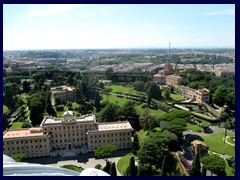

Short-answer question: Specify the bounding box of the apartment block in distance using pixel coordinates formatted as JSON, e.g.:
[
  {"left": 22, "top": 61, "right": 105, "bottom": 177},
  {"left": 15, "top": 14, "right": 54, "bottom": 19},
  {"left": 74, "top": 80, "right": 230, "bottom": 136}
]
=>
[
  {"left": 51, "top": 86, "right": 75, "bottom": 105},
  {"left": 3, "top": 111, "right": 133, "bottom": 158}
]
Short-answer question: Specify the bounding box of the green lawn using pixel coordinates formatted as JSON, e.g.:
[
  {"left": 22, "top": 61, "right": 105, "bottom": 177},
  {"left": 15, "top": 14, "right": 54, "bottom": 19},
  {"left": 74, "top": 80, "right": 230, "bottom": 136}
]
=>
[
  {"left": 186, "top": 122, "right": 203, "bottom": 132},
  {"left": 201, "top": 132, "right": 235, "bottom": 157},
  {"left": 3, "top": 105, "right": 9, "bottom": 114},
  {"left": 9, "top": 122, "right": 24, "bottom": 129},
  {"left": 101, "top": 94, "right": 131, "bottom": 107},
  {"left": 61, "top": 165, "right": 84, "bottom": 173},
  {"left": 117, "top": 153, "right": 136, "bottom": 175},
  {"left": 105, "top": 85, "right": 138, "bottom": 95},
  {"left": 170, "top": 93, "right": 184, "bottom": 101},
  {"left": 225, "top": 162, "right": 234, "bottom": 176}
]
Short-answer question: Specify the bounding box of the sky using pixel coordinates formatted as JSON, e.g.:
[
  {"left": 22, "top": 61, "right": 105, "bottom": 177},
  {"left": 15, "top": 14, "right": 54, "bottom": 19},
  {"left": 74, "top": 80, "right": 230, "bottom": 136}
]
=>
[{"left": 3, "top": 4, "right": 235, "bottom": 50}]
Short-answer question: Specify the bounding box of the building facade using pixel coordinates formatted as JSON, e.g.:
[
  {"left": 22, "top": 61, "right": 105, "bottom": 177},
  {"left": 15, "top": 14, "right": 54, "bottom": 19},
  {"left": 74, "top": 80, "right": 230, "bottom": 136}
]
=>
[
  {"left": 165, "top": 75, "right": 182, "bottom": 86},
  {"left": 51, "top": 86, "right": 75, "bottom": 105},
  {"left": 3, "top": 111, "right": 133, "bottom": 158}
]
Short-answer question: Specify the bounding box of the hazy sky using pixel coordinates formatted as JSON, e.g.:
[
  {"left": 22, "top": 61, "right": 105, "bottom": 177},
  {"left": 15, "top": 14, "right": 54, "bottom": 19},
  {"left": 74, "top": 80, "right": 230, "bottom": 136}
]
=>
[{"left": 3, "top": 4, "right": 235, "bottom": 50}]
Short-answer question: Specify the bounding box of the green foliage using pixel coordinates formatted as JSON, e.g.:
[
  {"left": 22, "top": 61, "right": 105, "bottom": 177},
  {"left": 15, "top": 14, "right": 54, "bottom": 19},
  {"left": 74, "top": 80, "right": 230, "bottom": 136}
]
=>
[
  {"left": 95, "top": 164, "right": 102, "bottom": 169},
  {"left": 163, "top": 88, "right": 171, "bottom": 99},
  {"left": 11, "top": 153, "right": 26, "bottom": 162},
  {"left": 120, "top": 101, "right": 140, "bottom": 130},
  {"left": 188, "top": 154, "right": 201, "bottom": 176},
  {"left": 125, "top": 157, "right": 138, "bottom": 176},
  {"left": 21, "top": 122, "right": 31, "bottom": 128},
  {"left": 109, "top": 162, "right": 117, "bottom": 176},
  {"left": 200, "top": 155, "right": 226, "bottom": 176},
  {"left": 99, "top": 103, "right": 120, "bottom": 122},
  {"left": 132, "top": 134, "right": 140, "bottom": 155},
  {"left": 137, "top": 163, "right": 153, "bottom": 176},
  {"left": 138, "top": 132, "right": 177, "bottom": 169},
  {"left": 103, "top": 161, "right": 111, "bottom": 174},
  {"left": 139, "top": 108, "right": 158, "bottom": 131},
  {"left": 61, "top": 165, "right": 84, "bottom": 173},
  {"left": 132, "top": 81, "right": 145, "bottom": 92},
  {"left": 94, "top": 144, "right": 116, "bottom": 161}
]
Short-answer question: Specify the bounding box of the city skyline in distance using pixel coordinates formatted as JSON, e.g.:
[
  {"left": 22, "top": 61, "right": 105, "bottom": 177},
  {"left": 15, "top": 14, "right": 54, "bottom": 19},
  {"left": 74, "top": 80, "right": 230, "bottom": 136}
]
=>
[{"left": 3, "top": 4, "right": 235, "bottom": 50}]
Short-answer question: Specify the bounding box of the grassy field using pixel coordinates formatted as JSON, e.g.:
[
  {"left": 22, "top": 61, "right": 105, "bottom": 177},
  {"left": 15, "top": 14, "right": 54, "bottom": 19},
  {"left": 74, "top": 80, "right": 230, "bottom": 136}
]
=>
[
  {"left": 201, "top": 132, "right": 235, "bottom": 157},
  {"left": 117, "top": 153, "right": 136, "bottom": 175},
  {"left": 101, "top": 94, "right": 131, "bottom": 107},
  {"left": 105, "top": 85, "right": 138, "bottom": 95},
  {"left": 186, "top": 122, "right": 203, "bottom": 132},
  {"left": 3, "top": 105, "right": 9, "bottom": 114},
  {"left": 225, "top": 161, "right": 234, "bottom": 176},
  {"left": 170, "top": 93, "right": 184, "bottom": 101},
  {"left": 9, "top": 122, "right": 24, "bottom": 129}
]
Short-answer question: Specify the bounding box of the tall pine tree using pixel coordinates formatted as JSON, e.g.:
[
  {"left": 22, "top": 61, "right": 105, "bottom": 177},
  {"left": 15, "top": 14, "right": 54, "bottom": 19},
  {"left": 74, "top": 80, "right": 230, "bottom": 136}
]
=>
[
  {"left": 132, "top": 134, "right": 140, "bottom": 155},
  {"left": 189, "top": 153, "right": 201, "bottom": 176},
  {"left": 109, "top": 162, "right": 117, "bottom": 176}
]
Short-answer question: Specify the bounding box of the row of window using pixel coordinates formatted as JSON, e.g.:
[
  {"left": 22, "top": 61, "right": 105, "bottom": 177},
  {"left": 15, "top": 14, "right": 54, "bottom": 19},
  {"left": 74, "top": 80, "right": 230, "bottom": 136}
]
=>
[
  {"left": 90, "top": 132, "right": 130, "bottom": 138},
  {"left": 47, "top": 125, "right": 91, "bottom": 131},
  {"left": 90, "top": 137, "right": 130, "bottom": 144},
  {"left": 4, "top": 144, "right": 47, "bottom": 151},
  {"left": 4, "top": 139, "right": 47, "bottom": 145},
  {"left": 51, "top": 138, "right": 87, "bottom": 143}
]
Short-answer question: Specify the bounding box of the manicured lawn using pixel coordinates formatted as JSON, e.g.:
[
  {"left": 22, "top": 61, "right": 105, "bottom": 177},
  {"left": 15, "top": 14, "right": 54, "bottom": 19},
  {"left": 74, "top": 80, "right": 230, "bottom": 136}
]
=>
[
  {"left": 227, "top": 136, "right": 235, "bottom": 145},
  {"left": 105, "top": 85, "right": 138, "bottom": 95},
  {"left": 101, "top": 94, "right": 131, "bottom": 106},
  {"left": 201, "top": 132, "right": 235, "bottom": 157},
  {"left": 225, "top": 162, "right": 234, "bottom": 176},
  {"left": 61, "top": 165, "right": 84, "bottom": 173},
  {"left": 186, "top": 122, "right": 203, "bottom": 132},
  {"left": 9, "top": 122, "right": 24, "bottom": 129},
  {"left": 3, "top": 105, "right": 9, "bottom": 114},
  {"left": 170, "top": 93, "right": 184, "bottom": 101},
  {"left": 117, "top": 153, "right": 136, "bottom": 175}
]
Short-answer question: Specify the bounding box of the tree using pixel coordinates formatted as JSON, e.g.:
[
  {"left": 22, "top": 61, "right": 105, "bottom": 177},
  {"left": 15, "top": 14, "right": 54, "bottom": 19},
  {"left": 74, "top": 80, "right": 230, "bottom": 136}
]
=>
[
  {"left": 138, "top": 132, "right": 177, "bottom": 170},
  {"left": 199, "top": 122, "right": 210, "bottom": 132},
  {"left": 95, "top": 164, "right": 102, "bottom": 169},
  {"left": 126, "top": 157, "right": 138, "bottom": 176},
  {"left": 222, "top": 120, "right": 231, "bottom": 143},
  {"left": 21, "top": 122, "right": 31, "bottom": 128},
  {"left": 137, "top": 163, "right": 153, "bottom": 176},
  {"left": 160, "top": 155, "right": 167, "bottom": 176},
  {"left": 109, "top": 162, "right": 117, "bottom": 176},
  {"left": 132, "top": 134, "right": 140, "bottom": 155},
  {"left": 94, "top": 91, "right": 101, "bottom": 112},
  {"left": 120, "top": 101, "right": 140, "bottom": 130},
  {"left": 201, "top": 165, "right": 207, "bottom": 176},
  {"left": 99, "top": 103, "right": 119, "bottom": 122},
  {"left": 103, "top": 160, "right": 111, "bottom": 174},
  {"left": 3, "top": 83, "right": 20, "bottom": 108},
  {"left": 188, "top": 154, "right": 201, "bottom": 176},
  {"left": 22, "top": 80, "right": 31, "bottom": 93},
  {"left": 139, "top": 108, "right": 157, "bottom": 132},
  {"left": 200, "top": 155, "right": 226, "bottom": 176},
  {"left": 94, "top": 144, "right": 116, "bottom": 162},
  {"left": 132, "top": 81, "right": 145, "bottom": 92},
  {"left": 163, "top": 88, "right": 171, "bottom": 99},
  {"left": 166, "top": 124, "right": 186, "bottom": 140}
]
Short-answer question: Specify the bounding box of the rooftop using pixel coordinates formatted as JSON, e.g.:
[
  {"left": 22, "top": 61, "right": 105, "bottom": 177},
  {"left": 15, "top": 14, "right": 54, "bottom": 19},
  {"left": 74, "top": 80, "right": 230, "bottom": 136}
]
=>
[
  {"left": 41, "top": 114, "right": 96, "bottom": 125},
  {"left": 191, "top": 140, "right": 207, "bottom": 147},
  {"left": 88, "top": 121, "right": 133, "bottom": 133},
  {"left": 51, "top": 86, "right": 74, "bottom": 92},
  {"left": 3, "top": 128, "right": 45, "bottom": 139}
]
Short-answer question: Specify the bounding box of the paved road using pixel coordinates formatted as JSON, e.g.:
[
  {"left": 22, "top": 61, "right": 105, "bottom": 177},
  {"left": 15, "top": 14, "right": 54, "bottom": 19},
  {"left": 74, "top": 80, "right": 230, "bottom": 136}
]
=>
[
  {"left": 183, "top": 126, "right": 225, "bottom": 136},
  {"left": 25, "top": 149, "right": 131, "bottom": 176}
]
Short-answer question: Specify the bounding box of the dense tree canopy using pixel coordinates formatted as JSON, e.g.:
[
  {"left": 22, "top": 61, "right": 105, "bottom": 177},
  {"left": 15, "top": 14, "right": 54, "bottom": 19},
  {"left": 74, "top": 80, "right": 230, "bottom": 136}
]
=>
[
  {"left": 94, "top": 144, "right": 116, "bottom": 162},
  {"left": 200, "top": 155, "right": 226, "bottom": 176}
]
